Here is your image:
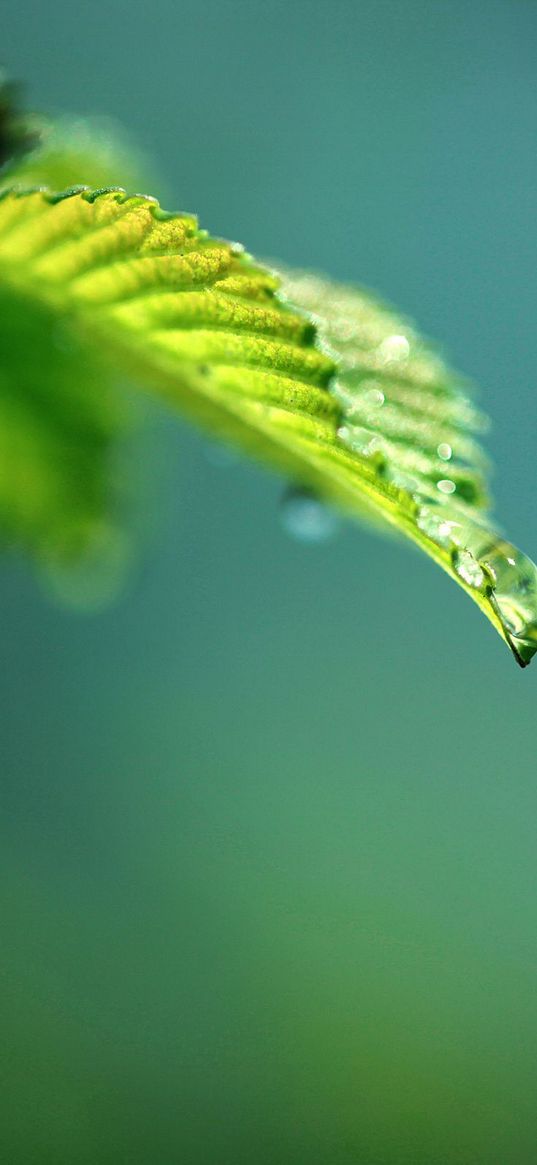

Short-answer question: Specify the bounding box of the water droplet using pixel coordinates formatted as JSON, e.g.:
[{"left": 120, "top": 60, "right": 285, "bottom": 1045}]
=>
[
  {"left": 417, "top": 506, "right": 463, "bottom": 548},
  {"left": 452, "top": 548, "right": 485, "bottom": 589},
  {"left": 337, "top": 423, "right": 384, "bottom": 462},
  {"left": 280, "top": 488, "right": 340, "bottom": 544},
  {"left": 437, "top": 478, "right": 456, "bottom": 495},
  {"left": 387, "top": 467, "right": 420, "bottom": 494},
  {"left": 437, "top": 442, "right": 452, "bottom": 461},
  {"left": 378, "top": 334, "right": 410, "bottom": 363},
  {"left": 364, "top": 387, "right": 385, "bottom": 407},
  {"left": 494, "top": 596, "right": 531, "bottom": 637},
  {"left": 477, "top": 543, "right": 537, "bottom": 649}
]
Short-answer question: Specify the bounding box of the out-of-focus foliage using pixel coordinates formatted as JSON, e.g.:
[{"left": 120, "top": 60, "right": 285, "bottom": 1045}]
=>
[
  {"left": 0, "top": 72, "right": 41, "bottom": 170},
  {"left": 5, "top": 114, "right": 154, "bottom": 197},
  {"left": 0, "top": 279, "right": 133, "bottom": 601}
]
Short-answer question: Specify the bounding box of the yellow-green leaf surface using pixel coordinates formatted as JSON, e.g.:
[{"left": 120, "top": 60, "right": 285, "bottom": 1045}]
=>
[{"left": 0, "top": 185, "right": 536, "bottom": 665}]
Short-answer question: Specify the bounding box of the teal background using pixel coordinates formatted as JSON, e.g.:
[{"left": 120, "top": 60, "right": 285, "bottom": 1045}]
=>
[{"left": 2, "top": 2, "right": 537, "bottom": 1162}]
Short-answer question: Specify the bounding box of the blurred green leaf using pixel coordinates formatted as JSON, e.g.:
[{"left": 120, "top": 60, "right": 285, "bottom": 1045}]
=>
[
  {"left": 4, "top": 114, "right": 156, "bottom": 197},
  {"left": 0, "top": 74, "right": 41, "bottom": 174}
]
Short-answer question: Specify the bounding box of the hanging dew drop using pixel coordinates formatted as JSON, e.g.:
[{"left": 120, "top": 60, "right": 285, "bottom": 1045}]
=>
[
  {"left": 494, "top": 596, "right": 531, "bottom": 638},
  {"left": 476, "top": 542, "right": 537, "bottom": 661},
  {"left": 280, "top": 488, "right": 340, "bottom": 544}
]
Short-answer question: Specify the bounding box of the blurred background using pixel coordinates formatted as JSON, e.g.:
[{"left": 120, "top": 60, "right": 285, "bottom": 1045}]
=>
[{"left": 2, "top": 2, "right": 537, "bottom": 1162}]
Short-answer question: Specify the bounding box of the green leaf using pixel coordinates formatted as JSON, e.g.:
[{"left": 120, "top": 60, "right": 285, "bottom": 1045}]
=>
[{"left": 0, "top": 184, "right": 536, "bottom": 665}]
